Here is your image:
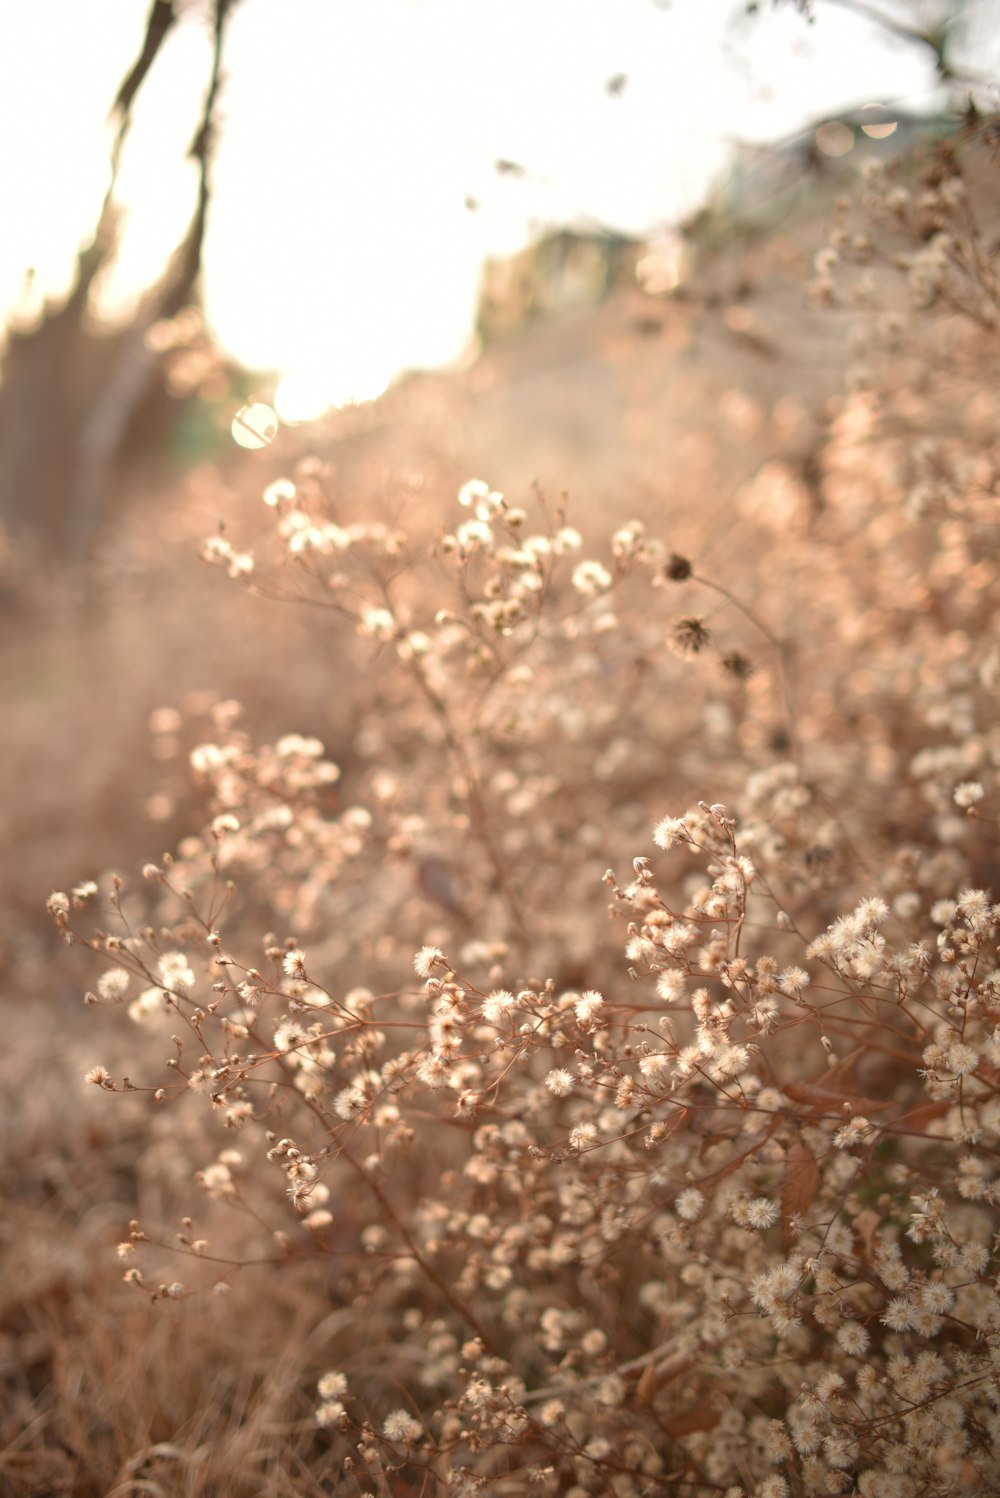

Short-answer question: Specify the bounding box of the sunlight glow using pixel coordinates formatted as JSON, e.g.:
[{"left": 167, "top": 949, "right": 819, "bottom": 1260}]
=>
[
  {"left": 0, "top": 0, "right": 958, "bottom": 399},
  {"left": 273, "top": 372, "right": 335, "bottom": 425},
  {"left": 274, "top": 355, "right": 394, "bottom": 423}
]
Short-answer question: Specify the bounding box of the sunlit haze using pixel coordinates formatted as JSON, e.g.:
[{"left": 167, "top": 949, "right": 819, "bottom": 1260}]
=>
[{"left": 0, "top": 0, "right": 973, "bottom": 419}]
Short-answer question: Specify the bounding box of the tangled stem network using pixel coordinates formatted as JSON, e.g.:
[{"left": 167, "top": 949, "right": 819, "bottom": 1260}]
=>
[{"left": 51, "top": 133, "right": 1000, "bottom": 1497}]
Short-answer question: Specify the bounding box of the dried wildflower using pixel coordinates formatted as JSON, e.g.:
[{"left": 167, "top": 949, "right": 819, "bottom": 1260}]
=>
[
  {"left": 881, "top": 1297, "right": 917, "bottom": 1332},
  {"left": 574, "top": 990, "right": 603, "bottom": 1025},
  {"left": 197, "top": 1162, "right": 235, "bottom": 1199},
  {"left": 263, "top": 478, "right": 296, "bottom": 507},
  {"left": 544, "top": 1068, "right": 574, "bottom": 1097},
  {"left": 757, "top": 1478, "right": 789, "bottom": 1498},
  {"left": 458, "top": 478, "right": 500, "bottom": 510},
  {"left": 158, "top": 952, "right": 194, "bottom": 993},
  {"left": 720, "top": 651, "right": 754, "bottom": 679},
  {"left": 571, "top": 560, "right": 612, "bottom": 595},
  {"left": 358, "top": 605, "right": 396, "bottom": 640},
  {"left": 316, "top": 1400, "right": 345, "bottom": 1427},
  {"left": 413, "top": 945, "right": 444, "bottom": 978},
  {"left": 833, "top": 1116, "right": 877, "bottom": 1149},
  {"left": 47, "top": 891, "right": 70, "bottom": 922},
  {"left": 671, "top": 616, "right": 711, "bottom": 655},
  {"left": 745, "top": 1197, "right": 779, "bottom": 1230},
  {"left": 777, "top": 966, "right": 809, "bottom": 996},
  {"left": 920, "top": 1282, "right": 954, "bottom": 1314},
  {"left": 382, "top": 1409, "right": 422, "bottom": 1443},
  {"left": 956, "top": 888, "right": 993, "bottom": 932},
  {"left": 675, "top": 1187, "right": 705, "bottom": 1221},
  {"left": 97, "top": 968, "right": 130, "bottom": 1001},
  {"left": 554, "top": 525, "right": 582, "bottom": 553},
  {"left": 652, "top": 815, "right": 688, "bottom": 850},
  {"left": 84, "top": 1066, "right": 112, "bottom": 1087},
  {"left": 836, "top": 1322, "right": 869, "bottom": 1356},
  {"left": 481, "top": 989, "right": 516, "bottom": 1024},
  {"left": 944, "top": 1040, "right": 979, "bottom": 1076},
  {"left": 664, "top": 553, "right": 692, "bottom": 581},
  {"left": 655, "top": 968, "right": 687, "bottom": 1002},
  {"left": 71, "top": 880, "right": 98, "bottom": 906}
]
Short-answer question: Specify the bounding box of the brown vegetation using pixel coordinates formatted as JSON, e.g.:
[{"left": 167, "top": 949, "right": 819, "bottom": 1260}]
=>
[{"left": 4, "top": 131, "right": 1000, "bottom": 1496}]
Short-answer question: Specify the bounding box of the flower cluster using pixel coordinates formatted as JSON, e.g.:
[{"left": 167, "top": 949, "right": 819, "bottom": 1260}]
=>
[{"left": 51, "top": 134, "right": 1000, "bottom": 1496}]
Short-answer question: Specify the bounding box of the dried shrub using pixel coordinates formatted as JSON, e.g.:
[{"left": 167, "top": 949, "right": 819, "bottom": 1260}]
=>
[{"left": 39, "top": 137, "right": 1000, "bottom": 1498}]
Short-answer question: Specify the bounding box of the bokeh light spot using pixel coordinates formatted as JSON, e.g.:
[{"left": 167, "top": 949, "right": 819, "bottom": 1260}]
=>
[
  {"left": 231, "top": 401, "right": 278, "bottom": 449},
  {"left": 815, "top": 121, "right": 855, "bottom": 158},
  {"left": 860, "top": 103, "right": 897, "bottom": 140}
]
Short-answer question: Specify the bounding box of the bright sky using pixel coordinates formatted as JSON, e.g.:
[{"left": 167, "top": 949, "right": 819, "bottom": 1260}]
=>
[{"left": 0, "top": 0, "right": 977, "bottom": 420}]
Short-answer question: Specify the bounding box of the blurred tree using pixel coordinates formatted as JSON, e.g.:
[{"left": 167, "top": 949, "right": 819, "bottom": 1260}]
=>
[
  {"left": 758, "top": 0, "right": 999, "bottom": 91},
  {"left": 0, "top": 0, "right": 239, "bottom": 561}
]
